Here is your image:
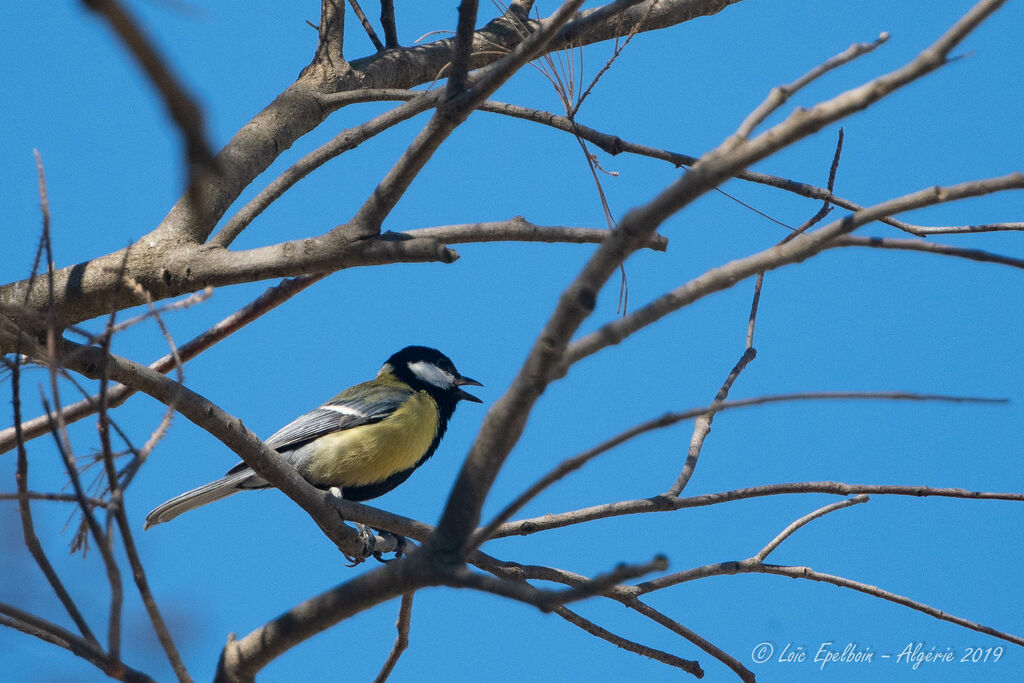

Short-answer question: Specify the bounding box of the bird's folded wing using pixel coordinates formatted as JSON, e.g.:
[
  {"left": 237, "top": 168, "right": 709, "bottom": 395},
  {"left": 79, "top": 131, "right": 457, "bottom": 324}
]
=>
[{"left": 262, "top": 382, "right": 413, "bottom": 451}]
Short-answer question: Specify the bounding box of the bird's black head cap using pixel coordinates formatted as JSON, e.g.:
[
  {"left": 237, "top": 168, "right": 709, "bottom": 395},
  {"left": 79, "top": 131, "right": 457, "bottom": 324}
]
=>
[{"left": 382, "top": 346, "right": 483, "bottom": 412}]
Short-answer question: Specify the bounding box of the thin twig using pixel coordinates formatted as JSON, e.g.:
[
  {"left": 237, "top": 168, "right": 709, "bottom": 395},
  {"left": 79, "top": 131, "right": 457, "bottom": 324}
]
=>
[
  {"left": 494, "top": 479, "right": 1024, "bottom": 539},
  {"left": 348, "top": 0, "right": 384, "bottom": 51},
  {"left": 833, "top": 235, "right": 1024, "bottom": 270},
  {"left": 472, "top": 389, "right": 1002, "bottom": 545},
  {"left": 629, "top": 600, "right": 755, "bottom": 682},
  {"left": 346, "top": 0, "right": 586, "bottom": 236},
  {"left": 670, "top": 347, "right": 757, "bottom": 495},
  {"left": 0, "top": 491, "right": 112, "bottom": 507},
  {"left": 563, "top": 172, "right": 1024, "bottom": 371},
  {"left": 470, "top": 98, "right": 1023, "bottom": 237},
  {"left": 211, "top": 92, "right": 440, "bottom": 246},
  {"left": 5, "top": 356, "right": 98, "bottom": 646},
  {"left": 96, "top": 289, "right": 191, "bottom": 681},
  {"left": 757, "top": 564, "right": 1024, "bottom": 647},
  {"left": 40, "top": 391, "right": 125, "bottom": 644},
  {"left": 405, "top": 218, "right": 667, "bottom": 250},
  {"left": 753, "top": 494, "right": 869, "bottom": 562},
  {"left": 554, "top": 605, "right": 704, "bottom": 677},
  {"left": 0, "top": 604, "right": 157, "bottom": 683},
  {"left": 902, "top": 221, "right": 1024, "bottom": 235},
  {"left": 570, "top": 0, "right": 656, "bottom": 117},
  {"left": 736, "top": 33, "right": 889, "bottom": 139},
  {"left": 373, "top": 593, "right": 414, "bottom": 683},
  {"left": 748, "top": 127, "right": 843, "bottom": 347},
  {"left": 444, "top": 555, "right": 668, "bottom": 610},
  {"left": 0, "top": 275, "right": 324, "bottom": 454},
  {"left": 120, "top": 276, "right": 184, "bottom": 463}
]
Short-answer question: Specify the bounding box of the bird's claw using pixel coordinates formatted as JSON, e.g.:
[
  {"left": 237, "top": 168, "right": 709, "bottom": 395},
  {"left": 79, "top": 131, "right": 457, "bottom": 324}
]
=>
[
  {"left": 343, "top": 523, "right": 377, "bottom": 566},
  {"left": 330, "top": 489, "right": 407, "bottom": 564},
  {"left": 373, "top": 530, "right": 407, "bottom": 563}
]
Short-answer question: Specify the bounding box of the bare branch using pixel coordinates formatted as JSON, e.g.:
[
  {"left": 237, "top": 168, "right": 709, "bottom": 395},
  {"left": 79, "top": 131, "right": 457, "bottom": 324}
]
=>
[
  {"left": 471, "top": 388, "right": 999, "bottom": 546},
  {"left": 670, "top": 347, "right": 757, "bottom": 495},
  {"left": 39, "top": 393, "right": 125, "bottom": 652},
  {"left": 313, "top": 0, "right": 348, "bottom": 71},
  {"left": 347, "top": 0, "right": 586, "bottom": 236},
  {"left": 405, "top": 217, "right": 667, "bottom": 250},
  {"left": 373, "top": 593, "right": 414, "bottom": 683},
  {"left": 757, "top": 564, "right": 1024, "bottom": 647},
  {"left": 433, "top": 1, "right": 1014, "bottom": 562},
  {"left": 94, "top": 304, "right": 190, "bottom": 680},
  {"left": 0, "top": 491, "right": 112, "bottom": 507},
  {"left": 212, "top": 90, "right": 439, "bottom": 247},
  {"left": 640, "top": 558, "right": 1024, "bottom": 649},
  {"left": 349, "top": 0, "right": 384, "bottom": 51},
  {"left": 1, "top": 275, "right": 323, "bottom": 454},
  {"left": 444, "top": 555, "right": 668, "bottom": 610},
  {"left": 899, "top": 221, "right": 1024, "bottom": 235},
  {"left": 0, "top": 604, "right": 157, "bottom": 683},
  {"left": 629, "top": 600, "right": 754, "bottom": 682},
  {"left": 495, "top": 480, "right": 1024, "bottom": 539},
  {"left": 472, "top": 101, "right": 1020, "bottom": 238},
  {"left": 753, "top": 494, "right": 869, "bottom": 562},
  {"left": 81, "top": 0, "right": 214, "bottom": 176},
  {"left": 833, "top": 235, "right": 1024, "bottom": 270},
  {"left": 380, "top": 0, "right": 398, "bottom": 48},
  {"left": 553, "top": 605, "right": 704, "bottom": 677},
  {"left": 4, "top": 356, "right": 98, "bottom": 647},
  {"left": 448, "top": 1, "right": 481, "bottom": 96},
  {"left": 217, "top": 560, "right": 422, "bottom": 682},
  {"left": 564, "top": 172, "right": 1024, "bottom": 370},
  {"left": 736, "top": 34, "right": 889, "bottom": 139}
]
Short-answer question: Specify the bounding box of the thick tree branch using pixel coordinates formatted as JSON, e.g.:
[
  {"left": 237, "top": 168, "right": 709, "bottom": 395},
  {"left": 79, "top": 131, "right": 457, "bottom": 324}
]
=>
[
  {"left": 216, "top": 559, "right": 427, "bottom": 683},
  {"left": 0, "top": 234, "right": 454, "bottom": 336},
  {"left": 1, "top": 0, "right": 743, "bottom": 330}
]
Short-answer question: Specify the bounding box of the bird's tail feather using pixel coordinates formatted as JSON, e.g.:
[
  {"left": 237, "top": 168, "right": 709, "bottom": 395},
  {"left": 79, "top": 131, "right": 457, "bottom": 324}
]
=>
[{"left": 144, "top": 468, "right": 265, "bottom": 529}]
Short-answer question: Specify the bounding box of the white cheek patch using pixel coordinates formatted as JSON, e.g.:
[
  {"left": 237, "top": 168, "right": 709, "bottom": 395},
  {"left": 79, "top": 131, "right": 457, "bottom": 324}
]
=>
[
  {"left": 407, "top": 360, "right": 456, "bottom": 389},
  {"left": 323, "top": 404, "right": 368, "bottom": 417}
]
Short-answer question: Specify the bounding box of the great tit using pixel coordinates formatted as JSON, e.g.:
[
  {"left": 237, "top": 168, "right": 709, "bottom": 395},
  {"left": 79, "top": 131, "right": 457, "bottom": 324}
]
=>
[{"left": 144, "top": 346, "right": 482, "bottom": 529}]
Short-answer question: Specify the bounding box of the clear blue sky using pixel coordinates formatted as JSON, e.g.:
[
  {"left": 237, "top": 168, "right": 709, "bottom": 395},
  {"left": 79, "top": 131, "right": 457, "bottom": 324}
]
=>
[{"left": 2, "top": 1, "right": 1022, "bottom": 681}]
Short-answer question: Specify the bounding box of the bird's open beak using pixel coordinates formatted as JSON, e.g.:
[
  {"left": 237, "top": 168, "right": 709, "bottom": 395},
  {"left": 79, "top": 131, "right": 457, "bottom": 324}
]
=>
[{"left": 454, "top": 375, "right": 483, "bottom": 403}]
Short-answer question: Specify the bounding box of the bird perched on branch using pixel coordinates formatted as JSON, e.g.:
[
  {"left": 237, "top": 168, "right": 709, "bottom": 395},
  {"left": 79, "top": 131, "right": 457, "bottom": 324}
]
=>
[{"left": 144, "top": 346, "right": 482, "bottom": 531}]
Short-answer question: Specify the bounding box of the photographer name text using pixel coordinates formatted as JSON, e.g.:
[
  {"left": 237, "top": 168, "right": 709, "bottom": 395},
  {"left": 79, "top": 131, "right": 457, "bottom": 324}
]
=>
[{"left": 750, "top": 641, "right": 1005, "bottom": 671}]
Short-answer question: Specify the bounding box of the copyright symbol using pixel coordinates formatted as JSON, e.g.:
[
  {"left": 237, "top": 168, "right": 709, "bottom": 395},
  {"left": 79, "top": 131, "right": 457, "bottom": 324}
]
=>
[{"left": 751, "top": 642, "right": 774, "bottom": 664}]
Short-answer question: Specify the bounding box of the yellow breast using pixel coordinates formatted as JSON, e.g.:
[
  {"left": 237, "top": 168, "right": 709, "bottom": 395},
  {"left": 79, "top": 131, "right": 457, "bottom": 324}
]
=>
[{"left": 299, "top": 390, "right": 439, "bottom": 488}]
